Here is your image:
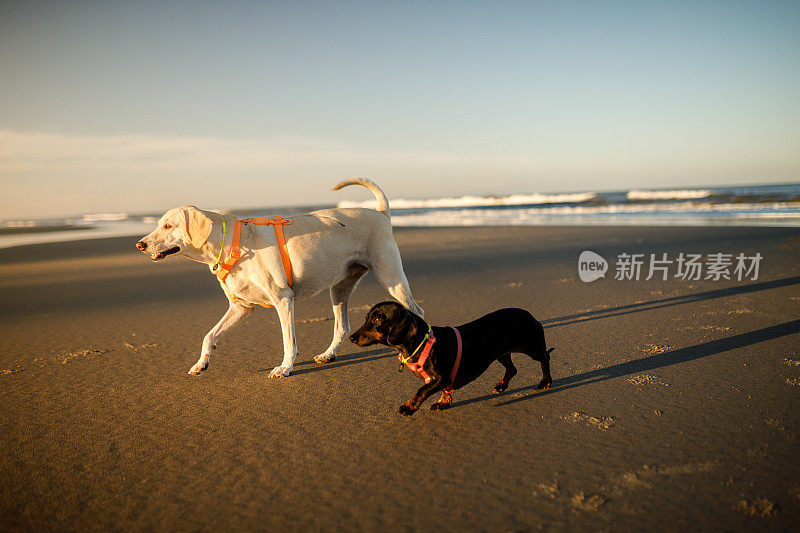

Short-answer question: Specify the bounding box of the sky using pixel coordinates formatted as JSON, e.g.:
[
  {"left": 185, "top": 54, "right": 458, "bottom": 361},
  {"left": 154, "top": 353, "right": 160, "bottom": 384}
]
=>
[{"left": 1, "top": 0, "right": 799, "bottom": 219}]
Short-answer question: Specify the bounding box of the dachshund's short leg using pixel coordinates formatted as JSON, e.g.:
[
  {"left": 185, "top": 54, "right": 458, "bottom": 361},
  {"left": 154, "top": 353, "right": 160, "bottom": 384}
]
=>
[
  {"left": 493, "top": 353, "right": 517, "bottom": 393},
  {"left": 522, "top": 346, "right": 553, "bottom": 390},
  {"left": 537, "top": 348, "right": 553, "bottom": 389},
  {"left": 399, "top": 379, "right": 442, "bottom": 416},
  {"left": 430, "top": 390, "right": 452, "bottom": 410}
]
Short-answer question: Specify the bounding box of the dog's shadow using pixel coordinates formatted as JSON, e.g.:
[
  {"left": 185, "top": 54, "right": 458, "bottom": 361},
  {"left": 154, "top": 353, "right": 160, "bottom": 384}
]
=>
[
  {"left": 258, "top": 347, "right": 395, "bottom": 376},
  {"left": 449, "top": 319, "right": 800, "bottom": 410}
]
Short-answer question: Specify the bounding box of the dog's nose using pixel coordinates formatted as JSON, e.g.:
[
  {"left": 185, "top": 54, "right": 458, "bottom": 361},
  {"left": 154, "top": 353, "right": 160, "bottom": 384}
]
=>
[
  {"left": 136, "top": 240, "right": 148, "bottom": 251},
  {"left": 349, "top": 333, "right": 359, "bottom": 343}
]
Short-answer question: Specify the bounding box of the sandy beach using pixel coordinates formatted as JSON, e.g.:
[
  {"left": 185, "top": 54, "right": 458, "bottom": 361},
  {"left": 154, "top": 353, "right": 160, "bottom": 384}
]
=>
[{"left": 1, "top": 225, "right": 799, "bottom": 531}]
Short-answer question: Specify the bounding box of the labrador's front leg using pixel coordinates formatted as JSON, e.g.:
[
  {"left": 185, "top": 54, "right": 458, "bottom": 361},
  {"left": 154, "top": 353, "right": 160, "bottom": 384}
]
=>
[
  {"left": 190, "top": 300, "right": 254, "bottom": 374},
  {"left": 270, "top": 296, "right": 298, "bottom": 378}
]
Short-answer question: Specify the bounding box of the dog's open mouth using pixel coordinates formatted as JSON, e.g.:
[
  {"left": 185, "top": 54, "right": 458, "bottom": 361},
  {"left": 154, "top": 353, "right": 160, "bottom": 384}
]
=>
[{"left": 151, "top": 246, "right": 180, "bottom": 261}]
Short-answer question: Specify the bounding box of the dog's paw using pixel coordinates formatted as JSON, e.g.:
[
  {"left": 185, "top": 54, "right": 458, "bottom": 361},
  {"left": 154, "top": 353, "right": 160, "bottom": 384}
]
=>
[
  {"left": 493, "top": 381, "right": 509, "bottom": 394},
  {"left": 398, "top": 404, "right": 416, "bottom": 416},
  {"left": 269, "top": 365, "right": 292, "bottom": 378},
  {"left": 313, "top": 354, "right": 336, "bottom": 364},
  {"left": 430, "top": 402, "right": 450, "bottom": 411},
  {"left": 188, "top": 361, "right": 208, "bottom": 375},
  {"left": 537, "top": 378, "right": 552, "bottom": 390}
]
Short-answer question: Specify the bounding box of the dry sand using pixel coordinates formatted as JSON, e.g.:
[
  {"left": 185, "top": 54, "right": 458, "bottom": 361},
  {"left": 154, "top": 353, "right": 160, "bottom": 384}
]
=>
[{"left": 1, "top": 225, "right": 799, "bottom": 531}]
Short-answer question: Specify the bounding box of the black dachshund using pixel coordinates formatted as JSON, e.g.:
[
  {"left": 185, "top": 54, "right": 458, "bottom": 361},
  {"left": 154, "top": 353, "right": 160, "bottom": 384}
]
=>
[{"left": 350, "top": 301, "right": 553, "bottom": 415}]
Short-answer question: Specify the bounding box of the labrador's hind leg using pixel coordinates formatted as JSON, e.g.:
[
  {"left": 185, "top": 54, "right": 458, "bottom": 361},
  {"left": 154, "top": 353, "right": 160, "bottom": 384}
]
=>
[
  {"left": 370, "top": 241, "right": 424, "bottom": 318},
  {"left": 315, "top": 264, "right": 368, "bottom": 364}
]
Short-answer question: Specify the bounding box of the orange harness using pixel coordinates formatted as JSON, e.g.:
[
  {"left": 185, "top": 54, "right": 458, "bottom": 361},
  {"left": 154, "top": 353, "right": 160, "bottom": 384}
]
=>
[
  {"left": 399, "top": 325, "right": 462, "bottom": 393},
  {"left": 214, "top": 215, "right": 293, "bottom": 308}
]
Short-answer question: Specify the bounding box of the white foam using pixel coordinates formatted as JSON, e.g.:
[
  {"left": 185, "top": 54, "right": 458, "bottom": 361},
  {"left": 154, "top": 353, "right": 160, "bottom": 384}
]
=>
[
  {"left": 338, "top": 192, "right": 597, "bottom": 210},
  {"left": 390, "top": 202, "right": 800, "bottom": 227},
  {"left": 2, "top": 220, "right": 37, "bottom": 228},
  {"left": 627, "top": 189, "right": 712, "bottom": 200},
  {"left": 82, "top": 213, "right": 129, "bottom": 222},
  {"left": 0, "top": 219, "right": 154, "bottom": 249}
]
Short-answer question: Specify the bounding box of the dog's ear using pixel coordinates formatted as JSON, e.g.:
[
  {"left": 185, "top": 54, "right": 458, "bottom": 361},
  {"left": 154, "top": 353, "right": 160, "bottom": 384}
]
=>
[
  {"left": 183, "top": 206, "right": 213, "bottom": 249},
  {"left": 386, "top": 306, "right": 414, "bottom": 345}
]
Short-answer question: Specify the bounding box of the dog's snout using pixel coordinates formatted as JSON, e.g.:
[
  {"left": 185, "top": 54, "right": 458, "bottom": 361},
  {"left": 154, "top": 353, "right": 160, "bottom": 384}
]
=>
[
  {"left": 349, "top": 333, "right": 359, "bottom": 343},
  {"left": 136, "top": 240, "right": 148, "bottom": 251}
]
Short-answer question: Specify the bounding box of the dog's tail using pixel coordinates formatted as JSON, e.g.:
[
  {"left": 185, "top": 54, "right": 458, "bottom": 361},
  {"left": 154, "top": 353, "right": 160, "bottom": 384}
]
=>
[{"left": 333, "top": 177, "right": 391, "bottom": 218}]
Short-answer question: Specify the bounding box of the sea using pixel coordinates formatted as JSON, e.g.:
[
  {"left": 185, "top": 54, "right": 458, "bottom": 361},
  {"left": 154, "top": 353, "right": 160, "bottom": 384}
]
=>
[{"left": 2, "top": 183, "right": 799, "bottom": 249}]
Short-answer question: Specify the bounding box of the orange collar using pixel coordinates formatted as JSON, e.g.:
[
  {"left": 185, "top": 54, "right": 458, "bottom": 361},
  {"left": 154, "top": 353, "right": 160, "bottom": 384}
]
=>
[{"left": 214, "top": 216, "right": 293, "bottom": 300}]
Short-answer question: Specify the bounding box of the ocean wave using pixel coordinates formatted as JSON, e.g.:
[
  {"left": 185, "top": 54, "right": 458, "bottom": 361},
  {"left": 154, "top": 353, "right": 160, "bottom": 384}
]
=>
[
  {"left": 627, "top": 189, "right": 712, "bottom": 200},
  {"left": 2, "top": 220, "right": 38, "bottom": 228},
  {"left": 338, "top": 192, "right": 597, "bottom": 210},
  {"left": 82, "top": 213, "right": 128, "bottom": 222},
  {"left": 0, "top": 218, "right": 156, "bottom": 249},
  {"left": 390, "top": 201, "right": 800, "bottom": 227}
]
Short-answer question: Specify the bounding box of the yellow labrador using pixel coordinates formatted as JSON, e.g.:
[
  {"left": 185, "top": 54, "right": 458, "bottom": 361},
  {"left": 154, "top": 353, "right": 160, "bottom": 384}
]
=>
[{"left": 136, "top": 178, "right": 423, "bottom": 378}]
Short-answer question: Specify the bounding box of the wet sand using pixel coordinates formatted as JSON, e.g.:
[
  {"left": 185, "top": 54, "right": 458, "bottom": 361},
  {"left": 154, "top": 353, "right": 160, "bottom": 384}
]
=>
[{"left": 1, "top": 226, "right": 799, "bottom": 531}]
